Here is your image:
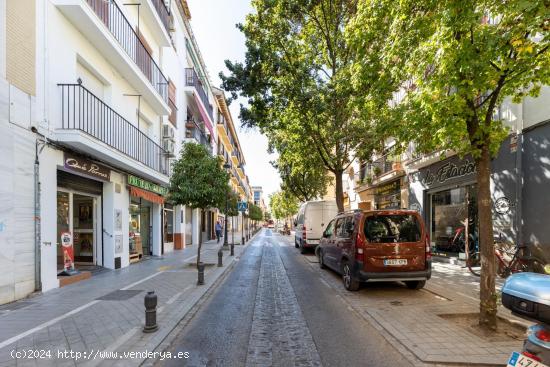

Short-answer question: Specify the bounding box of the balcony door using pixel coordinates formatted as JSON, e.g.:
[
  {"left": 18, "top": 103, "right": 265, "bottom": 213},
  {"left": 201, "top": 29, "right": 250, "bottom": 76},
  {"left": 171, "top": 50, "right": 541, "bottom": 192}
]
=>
[{"left": 77, "top": 61, "right": 104, "bottom": 99}]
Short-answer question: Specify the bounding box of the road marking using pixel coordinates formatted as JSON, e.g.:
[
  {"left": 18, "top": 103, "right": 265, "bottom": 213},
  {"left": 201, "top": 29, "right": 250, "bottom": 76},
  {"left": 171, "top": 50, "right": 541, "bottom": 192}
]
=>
[
  {"left": 319, "top": 278, "right": 331, "bottom": 288},
  {"left": 0, "top": 300, "right": 101, "bottom": 349},
  {"left": 121, "top": 271, "right": 164, "bottom": 290}
]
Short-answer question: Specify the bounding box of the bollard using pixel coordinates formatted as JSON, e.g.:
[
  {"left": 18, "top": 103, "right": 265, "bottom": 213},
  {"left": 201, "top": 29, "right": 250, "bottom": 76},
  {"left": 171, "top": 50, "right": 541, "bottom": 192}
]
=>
[
  {"left": 230, "top": 243, "right": 234, "bottom": 256},
  {"left": 143, "top": 291, "right": 158, "bottom": 333},
  {"left": 197, "top": 262, "right": 205, "bottom": 285},
  {"left": 217, "top": 248, "right": 223, "bottom": 267}
]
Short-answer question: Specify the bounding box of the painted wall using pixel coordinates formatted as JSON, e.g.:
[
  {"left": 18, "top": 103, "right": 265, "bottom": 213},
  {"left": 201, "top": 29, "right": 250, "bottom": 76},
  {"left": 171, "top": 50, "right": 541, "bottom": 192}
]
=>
[
  {"left": 0, "top": 79, "right": 37, "bottom": 304},
  {"left": 522, "top": 122, "right": 550, "bottom": 261}
]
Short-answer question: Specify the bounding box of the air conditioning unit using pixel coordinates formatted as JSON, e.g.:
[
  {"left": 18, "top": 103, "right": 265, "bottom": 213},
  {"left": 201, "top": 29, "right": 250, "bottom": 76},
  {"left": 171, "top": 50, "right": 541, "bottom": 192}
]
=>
[
  {"left": 163, "top": 139, "right": 175, "bottom": 156},
  {"left": 162, "top": 124, "right": 175, "bottom": 140}
]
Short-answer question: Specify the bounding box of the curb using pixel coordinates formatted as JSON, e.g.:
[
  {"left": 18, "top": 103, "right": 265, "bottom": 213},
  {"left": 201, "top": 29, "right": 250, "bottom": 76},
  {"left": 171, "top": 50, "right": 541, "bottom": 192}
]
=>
[{"left": 139, "top": 231, "right": 259, "bottom": 366}]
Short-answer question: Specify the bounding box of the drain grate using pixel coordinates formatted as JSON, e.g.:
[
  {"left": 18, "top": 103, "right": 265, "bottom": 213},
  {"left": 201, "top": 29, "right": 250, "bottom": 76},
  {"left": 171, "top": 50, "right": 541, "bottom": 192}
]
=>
[{"left": 96, "top": 290, "right": 143, "bottom": 301}]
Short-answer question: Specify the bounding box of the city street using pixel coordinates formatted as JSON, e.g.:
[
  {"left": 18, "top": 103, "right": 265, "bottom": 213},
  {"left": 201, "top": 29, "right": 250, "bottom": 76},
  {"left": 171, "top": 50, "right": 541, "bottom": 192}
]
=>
[{"left": 161, "top": 229, "right": 418, "bottom": 367}]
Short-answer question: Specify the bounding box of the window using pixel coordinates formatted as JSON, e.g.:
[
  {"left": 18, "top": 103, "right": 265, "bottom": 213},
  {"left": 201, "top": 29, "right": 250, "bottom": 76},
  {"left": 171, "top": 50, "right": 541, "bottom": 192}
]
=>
[
  {"left": 334, "top": 218, "right": 345, "bottom": 238},
  {"left": 324, "top": 220, "right": 335, "bottom": 237},
  {"left": 337, "top": 216, "right": 354, "bottom": 238},
  {"left": 364, "top": 215, "right": 421, "bottom": 243}
]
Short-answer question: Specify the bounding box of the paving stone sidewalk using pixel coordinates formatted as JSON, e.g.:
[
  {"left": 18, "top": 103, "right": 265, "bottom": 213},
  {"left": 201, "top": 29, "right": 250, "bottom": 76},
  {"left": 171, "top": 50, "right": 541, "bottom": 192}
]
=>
[
  {"left": 308, "top": 252, "right": 528, "bottom": 366},
  {"left": 0, "top": 231, "right": 261, "bottom": 367}
]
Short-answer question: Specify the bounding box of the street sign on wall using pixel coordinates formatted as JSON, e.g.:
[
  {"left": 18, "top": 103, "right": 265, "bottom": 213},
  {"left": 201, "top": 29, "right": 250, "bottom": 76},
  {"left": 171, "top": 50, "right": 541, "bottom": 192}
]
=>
[{"left": 238, "top": 201, "right": 248, "bottom": 212}]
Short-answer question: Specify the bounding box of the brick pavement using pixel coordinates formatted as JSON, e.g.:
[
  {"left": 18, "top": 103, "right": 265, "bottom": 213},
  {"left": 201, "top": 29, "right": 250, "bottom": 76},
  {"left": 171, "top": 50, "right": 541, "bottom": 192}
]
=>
[
  {"left": 0, "top": 231, "right": 261, "bottom": 367},
  {"left": 301, "top": 246, "right": 528, "bottom": 366}
]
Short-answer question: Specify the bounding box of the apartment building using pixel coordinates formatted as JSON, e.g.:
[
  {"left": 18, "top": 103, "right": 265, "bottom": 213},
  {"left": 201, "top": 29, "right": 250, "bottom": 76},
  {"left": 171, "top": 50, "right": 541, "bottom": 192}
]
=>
[
  {"left": 0, "top": 0, "right": 253, "bottom": 303},
  {"left": 213, "top": 87, "right": 252, "bottom": 239},
  {"left": 345, "top": 88, "right": 550, "bottom": 262}
]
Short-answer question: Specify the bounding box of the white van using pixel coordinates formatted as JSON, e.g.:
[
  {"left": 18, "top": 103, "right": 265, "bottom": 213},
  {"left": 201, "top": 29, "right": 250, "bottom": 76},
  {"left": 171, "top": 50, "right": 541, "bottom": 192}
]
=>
[{"left": 294, "top": 200, "right": 338, "bottom": 253}]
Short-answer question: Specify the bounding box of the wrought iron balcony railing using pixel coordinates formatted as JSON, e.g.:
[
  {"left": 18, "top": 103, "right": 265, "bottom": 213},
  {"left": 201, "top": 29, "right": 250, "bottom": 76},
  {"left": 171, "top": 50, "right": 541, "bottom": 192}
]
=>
[
  {"left": 185, "top": 68, "right": 213, "bottom": 121},
  {"left": 185, "top": 119, "right": 212, "bottom": 152},
  {"left": 151, "top": 0, "right": 170, "bottom": 33},
  {"left": 59, "top": 83, "right": 167, "bottom": 174},
  {"left": 86, "top": 0, "right": 168, "bottom": 104}
]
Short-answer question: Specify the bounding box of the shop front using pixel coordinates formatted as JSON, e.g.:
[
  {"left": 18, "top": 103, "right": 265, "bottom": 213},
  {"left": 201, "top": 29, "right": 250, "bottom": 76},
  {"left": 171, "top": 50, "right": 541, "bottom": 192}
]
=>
[
  {"left": 56, "top": 154, "right": 110, "bottom": 273},
  {"left": 127, "top": 175, "right": 168, "bottom": 263},
  {"left": 409, "top": 155, "right": 478, "bottom": 258},
  {"left": 374, "top": 179, "right": 401, "bottom": 210}
]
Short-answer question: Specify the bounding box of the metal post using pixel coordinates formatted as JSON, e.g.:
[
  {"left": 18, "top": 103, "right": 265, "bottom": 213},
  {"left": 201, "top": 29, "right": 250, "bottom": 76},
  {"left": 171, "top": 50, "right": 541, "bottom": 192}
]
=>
[
  {"left": 197, "top": 262, "right": 205, "bottom": 285},
  {"left": 143, "top": 291, "right": 158, "bottom": 333},
  {"left": 241, "top": 212, "right": 245, "bottom": 245},
  {"left": 217, "top": 248, "right": 223, "bottom": 267},
  {"left": 223, "top": 191, "right": 229, "bottom": 248}
]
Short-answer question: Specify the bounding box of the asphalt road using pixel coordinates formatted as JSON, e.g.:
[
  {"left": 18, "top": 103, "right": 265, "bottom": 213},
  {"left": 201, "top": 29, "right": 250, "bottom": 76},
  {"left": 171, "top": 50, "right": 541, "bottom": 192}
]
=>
[{"left": 160, "top": 229, "right": 413, "bottom": 367}]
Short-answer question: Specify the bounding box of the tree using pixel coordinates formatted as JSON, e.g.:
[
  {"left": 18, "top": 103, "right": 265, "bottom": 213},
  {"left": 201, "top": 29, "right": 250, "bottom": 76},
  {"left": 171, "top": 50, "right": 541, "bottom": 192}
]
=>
[
  {"left": 272, "top": 133, "right": 331, "bottom": 202},
  {"left": 221, "top": 0, "right": 382, "bottom": 212},
  {"left": 220, "top": 190, "right": 240, "bottom": 217},
  {"left": 169, "top": 142, "right": 229, "bottom": 266},
  {"left": 354, "top": 0, "right": 549, "bottom": 329},
  {"left": 269, "top": 191, "right": 299, "bottom": 221}
]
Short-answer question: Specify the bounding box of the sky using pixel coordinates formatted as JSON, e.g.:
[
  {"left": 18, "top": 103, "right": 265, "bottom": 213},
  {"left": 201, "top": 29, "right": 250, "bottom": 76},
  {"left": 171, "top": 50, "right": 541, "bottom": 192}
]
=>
[{"left": 187, "top": 0, "right": 280, "bottom": 202}]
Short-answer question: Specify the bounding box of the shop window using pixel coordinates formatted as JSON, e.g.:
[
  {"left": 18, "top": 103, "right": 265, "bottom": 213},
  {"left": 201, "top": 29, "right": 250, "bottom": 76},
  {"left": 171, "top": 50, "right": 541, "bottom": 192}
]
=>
[{"left": 430, "top": 185, "right": 478, "bottom": 254}]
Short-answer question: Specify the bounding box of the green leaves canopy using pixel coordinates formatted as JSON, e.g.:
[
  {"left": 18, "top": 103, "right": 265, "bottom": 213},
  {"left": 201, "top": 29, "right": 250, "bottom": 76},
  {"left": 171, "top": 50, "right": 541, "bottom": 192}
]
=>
[
  {"left": 269, "top": 191, "right": 299, "bottom": 220},
  {"left": 221, "top": 0, "right": 391, "bottom": 211},
  {"left": 168, "top": 142, "right": 229, "bottom": 210}
]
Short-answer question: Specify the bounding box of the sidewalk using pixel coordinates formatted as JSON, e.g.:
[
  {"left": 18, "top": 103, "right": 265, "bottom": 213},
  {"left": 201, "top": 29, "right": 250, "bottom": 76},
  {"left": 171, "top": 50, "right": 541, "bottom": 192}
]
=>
[
  {"left": 0, "top": 232, "right": 260, "bottom": 366},
  {"left": 315, "top": 257, "right": 526, "bottom": 366}
]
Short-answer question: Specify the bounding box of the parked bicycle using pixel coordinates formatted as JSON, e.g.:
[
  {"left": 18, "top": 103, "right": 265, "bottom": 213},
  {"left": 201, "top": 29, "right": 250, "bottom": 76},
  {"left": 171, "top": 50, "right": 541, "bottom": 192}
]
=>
[{"left": 466, "top": 241, "right": 546, "bottom": 277}]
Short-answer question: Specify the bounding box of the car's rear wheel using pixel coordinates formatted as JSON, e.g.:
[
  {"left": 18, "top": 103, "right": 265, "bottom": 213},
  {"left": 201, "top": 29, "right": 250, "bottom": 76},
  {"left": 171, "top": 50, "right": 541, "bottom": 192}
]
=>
[
  {"left": 342, "top": 262, "right": 360, "bottom": 291},
  {"left": 405, "top": 280, "right": 426, "bottom": 290},
  {"left": 318, "top": 250, "right": 326, "bottom": 269}
]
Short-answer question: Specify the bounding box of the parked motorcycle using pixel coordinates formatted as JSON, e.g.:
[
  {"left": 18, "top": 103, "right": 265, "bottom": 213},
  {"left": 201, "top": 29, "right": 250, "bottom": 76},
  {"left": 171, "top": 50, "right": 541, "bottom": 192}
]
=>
[{"left": 502, "top": 272, "right": 550, "bottom": 366}]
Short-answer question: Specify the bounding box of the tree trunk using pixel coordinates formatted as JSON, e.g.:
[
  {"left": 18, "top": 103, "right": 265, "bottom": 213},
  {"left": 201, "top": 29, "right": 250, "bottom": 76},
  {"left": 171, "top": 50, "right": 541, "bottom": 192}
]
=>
[
  {"left": 334, "top": 170, "right": 344, "bottom": 212},
  {"left": 197, "top": 210, "right": 203, "bottom": 268},
  {"left": 476, "top": 146, "right": 497, "bottom": 330}
]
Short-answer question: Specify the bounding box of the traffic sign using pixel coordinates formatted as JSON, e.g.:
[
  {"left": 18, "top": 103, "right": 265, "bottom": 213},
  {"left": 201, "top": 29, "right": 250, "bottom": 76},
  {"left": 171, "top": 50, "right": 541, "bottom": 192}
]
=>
[{"left": 237, "top": 201, "right": 248, "bottom": 212}]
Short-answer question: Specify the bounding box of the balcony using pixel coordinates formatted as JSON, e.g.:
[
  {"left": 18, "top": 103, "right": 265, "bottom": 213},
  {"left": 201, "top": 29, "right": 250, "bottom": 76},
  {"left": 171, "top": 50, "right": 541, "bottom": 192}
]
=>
[
  {"left": 55, "top": 0, "right": 170, "bottom": 114},
  {"left": 356, "top": 152, "right": 403, "bottom": 188},
  {"left": 185, "top": 68, "right": 213, "bottom": 121},
  {"left": 231, "top": 151, "right": 240, "bottom": 167},
  {"left": 216, "top": 117, "right": 233, "bottom": 152},
  {"left": 57, "top": 84, "right": 168, "bottom": 182},
  {"left": 185, "top": 119, "right": 212, "bottom": 153}
]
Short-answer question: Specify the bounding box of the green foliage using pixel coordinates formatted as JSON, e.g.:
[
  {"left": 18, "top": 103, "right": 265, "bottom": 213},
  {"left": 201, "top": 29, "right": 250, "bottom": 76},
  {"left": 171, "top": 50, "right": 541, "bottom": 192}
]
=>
[
  {"left": 220, "top": 0, "right": 391, "bottom": 211},
  {"left": 351, "top": 0, "right": 550, "bottom": 158},
  {"left": 220, "top": 189, "right": 240, "bottom": 217},
  {"left": 269, "top": 191, "right": 299, "bottom": 220},
  {"left": 264, "top": 211, "right": 272, "bottom": 221},
  {"left": 169, "top": 142, "right": 229, "bottom": 210},
  {"left": 248, "top": 203, "right": 264, "bottom": 221}
]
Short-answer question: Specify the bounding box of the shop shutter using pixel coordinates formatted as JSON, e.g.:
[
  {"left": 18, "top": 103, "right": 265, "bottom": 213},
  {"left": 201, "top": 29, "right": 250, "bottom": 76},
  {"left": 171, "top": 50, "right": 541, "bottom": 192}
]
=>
[{"left": 57, "top": 170, "right": 103, "bottom": 195}]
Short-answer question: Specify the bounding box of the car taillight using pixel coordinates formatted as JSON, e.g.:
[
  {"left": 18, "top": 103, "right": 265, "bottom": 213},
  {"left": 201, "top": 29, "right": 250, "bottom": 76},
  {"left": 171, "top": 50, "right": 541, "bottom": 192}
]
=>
[
  {"left": 522, "top": 351, "right": 542, "bottom": 362},
  {"left": 355, "top": 232, "right": 364, "bottom": 261},
  {"left": 425, "top": 234, "right": 431, "bottom": 261},
  {"left": 535, "top": 329, "right": 550, "bottom": 342}
]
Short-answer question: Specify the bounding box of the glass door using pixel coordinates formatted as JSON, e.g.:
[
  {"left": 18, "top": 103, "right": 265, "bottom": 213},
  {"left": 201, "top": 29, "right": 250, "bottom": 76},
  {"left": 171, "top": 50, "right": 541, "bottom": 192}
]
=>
[{"left": 57, "top": 191, "right": 71, "bottom": 271}]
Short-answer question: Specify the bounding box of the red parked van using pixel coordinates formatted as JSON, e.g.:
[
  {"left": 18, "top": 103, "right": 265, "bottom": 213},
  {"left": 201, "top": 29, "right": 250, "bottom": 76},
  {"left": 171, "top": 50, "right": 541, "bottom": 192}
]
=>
[{"left": 316, "top": 209, "right": 431, "bottom": 291}]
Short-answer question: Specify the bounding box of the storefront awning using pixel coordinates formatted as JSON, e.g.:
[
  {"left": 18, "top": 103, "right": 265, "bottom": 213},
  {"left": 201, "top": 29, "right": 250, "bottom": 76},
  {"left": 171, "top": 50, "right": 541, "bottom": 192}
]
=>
[
  {"left": 130, "top": 186, "right": 165, "bottom": 204},
  {"left": 194, "top": 94, "right": 214, "bottom": 137}
]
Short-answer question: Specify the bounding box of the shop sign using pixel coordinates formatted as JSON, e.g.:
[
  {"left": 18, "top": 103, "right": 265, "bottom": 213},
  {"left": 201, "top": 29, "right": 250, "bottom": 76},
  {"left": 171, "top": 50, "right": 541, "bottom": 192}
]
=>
[
  {"left": 375, "top": 180, "right": 401, "bottom": 209},
  {"left": 64, "top": 153, "right": 110, "bottom": 181},
  {"left": 420, "top": 156, "right": 476, "bottom": 188},
  {"left": 128, "top": 174, "right": 168, "bottom": 196},
  {"left": 60, "top": 231, "right": 75, "bottom": 271}
]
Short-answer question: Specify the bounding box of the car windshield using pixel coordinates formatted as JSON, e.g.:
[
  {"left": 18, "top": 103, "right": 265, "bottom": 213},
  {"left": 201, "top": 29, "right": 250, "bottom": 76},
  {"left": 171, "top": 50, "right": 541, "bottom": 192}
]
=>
[{"left": 364, "top": 214, "right": 421, "bottom": 243}]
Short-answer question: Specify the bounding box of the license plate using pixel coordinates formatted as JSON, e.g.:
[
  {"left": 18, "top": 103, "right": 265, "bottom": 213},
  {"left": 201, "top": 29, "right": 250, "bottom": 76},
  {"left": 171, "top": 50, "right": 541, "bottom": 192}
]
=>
[
  {"left": 507, "top": 351, "right": 548, "bottom": 367},
  {"left": 384, "top": 259, "right": 407, "bottom": 266}
]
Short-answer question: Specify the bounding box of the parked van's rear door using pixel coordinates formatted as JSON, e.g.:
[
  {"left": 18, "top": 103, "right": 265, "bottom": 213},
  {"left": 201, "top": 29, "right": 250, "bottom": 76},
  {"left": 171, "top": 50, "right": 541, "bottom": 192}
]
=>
[
  {"left": 363, "top": 213, "right": 425, "bottom": 272},
  {"left": 305, "top": 203, "right": 324, "bottom": 244}
]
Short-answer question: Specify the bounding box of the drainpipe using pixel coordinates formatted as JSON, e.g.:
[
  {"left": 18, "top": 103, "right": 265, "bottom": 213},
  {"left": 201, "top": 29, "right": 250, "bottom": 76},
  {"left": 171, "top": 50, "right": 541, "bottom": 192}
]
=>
[
  {"left": 515, "top": 104, "right": 524, "bottom": 248},
  {"left": 33, "top": 135, "right": 44, "bottom": 292}
]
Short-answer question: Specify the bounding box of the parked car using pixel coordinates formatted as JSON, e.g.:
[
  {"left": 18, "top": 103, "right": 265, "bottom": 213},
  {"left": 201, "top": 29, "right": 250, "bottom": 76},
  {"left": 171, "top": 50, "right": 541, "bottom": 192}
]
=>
[
  {"left": 294, "top": 200, "right": 338, "bottom": 254},
  {"left": 317, "top": 209, "right": 431, "bottom": 291}
]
